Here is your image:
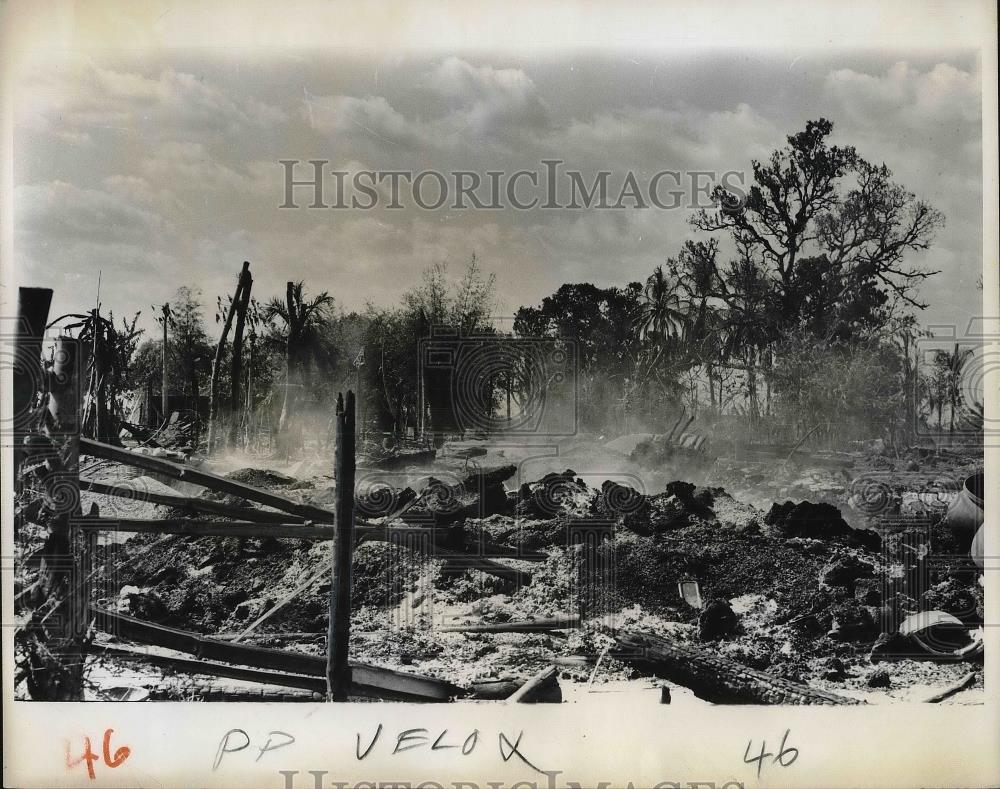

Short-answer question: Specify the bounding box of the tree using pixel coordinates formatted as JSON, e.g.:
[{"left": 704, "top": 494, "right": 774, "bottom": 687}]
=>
[
  {"left": 207, "top": 261, "right": 252, "bottom": 451},
  {"left": 132, "top": 288, "right": 211, "bottom": 431},
  {"left": 264, "top": 281, "right": 335, "bottom": 449},
  {"left": 364, "top": 257, "right": 499, "bottom": 440},
  {"left": 941, "top": 343, "right": 975, "bottom": 436},
  {"left": 634, "top": 265, "right": 689, "bottom": 385},
  {"left": 167, "top": 287, "right": 212, "bottom": 422},
  {"left": 692, "top": 119, "right": 943, "bottom": 332},
  {"left": 515, "top": 282, "right": 643, "bottom": 430}
]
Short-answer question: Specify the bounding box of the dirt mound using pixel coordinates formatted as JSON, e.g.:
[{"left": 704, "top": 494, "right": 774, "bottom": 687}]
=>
[
  {"left": 765, "top": 500, "right": 881, "bottom": 550},
  {"left": 225, "top": 467, "right": 298, "bottom": 488}
]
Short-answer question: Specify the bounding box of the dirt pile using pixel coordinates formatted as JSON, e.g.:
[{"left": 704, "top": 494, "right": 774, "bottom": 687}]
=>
[{"left": 94, "top": 462, "right": 983, "bottom": 699}]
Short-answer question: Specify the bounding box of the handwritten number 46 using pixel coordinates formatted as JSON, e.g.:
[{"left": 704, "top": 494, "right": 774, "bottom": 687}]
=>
[
  {"left": 65, "top": 729, "right": 131, "bottom": 780},
  {"left": 743, "top": 729, "right": 798, "bottom": 777}
]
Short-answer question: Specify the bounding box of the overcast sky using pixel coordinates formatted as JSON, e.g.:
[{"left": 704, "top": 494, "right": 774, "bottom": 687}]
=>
[{"left": 12, "top": 49, "right": 983, "bottom": 335}]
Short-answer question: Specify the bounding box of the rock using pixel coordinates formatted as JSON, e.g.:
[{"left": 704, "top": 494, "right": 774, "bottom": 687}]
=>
[
  {"left": 226, "top": 467, "right": 296, "bottom": 488},
  {"left": 646, "top": 494, "right": 687, "bottom": 532},
  {"left": 818, "top": 656, "right": 850, "bottom": 681},
  {"left": 921, "top": 579, "right": 983, "bottom": 626},
  {"left": 664, "top": 480, "right": 697, "bottom": 502},
  {"left": 905, "top": 460, "right": 921, "bottom": 471},
  {"left": 827, "top": 601, "right": 878, "bottom": 642},
  {"left": 819, "top": 554, "right": 876, "bottom": 590},
  {"left": 118, "top": 587, "right": 167, "bottom": 620},
  {"left": 516, "top": 470, "right": 588, "bottom": 520},
  {"left": 866, "top": 667, "right": 891, "bottom": 688},
  {"left": 593, "top": 480, "right": 650, "bottom": 532},
  {"left": 234, "top": 599, "right": 261, "bottom": 621},
  {"left": 765, "top": 500, "right": 880, "bottom": 550},
  {"left": 854, "top": 579, "right": 883, "bottom": 606},
  {"left": 699, "top": 598, "right": 739, "bottom": 640}
]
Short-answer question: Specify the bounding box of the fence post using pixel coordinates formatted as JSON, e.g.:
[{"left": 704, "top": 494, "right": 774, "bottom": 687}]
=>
[
  {"left": 327, "top": 390, "right": 356, "bottom": 700},
  {"left": 16, "top": 288, "right": 88, "bottom": 700}
]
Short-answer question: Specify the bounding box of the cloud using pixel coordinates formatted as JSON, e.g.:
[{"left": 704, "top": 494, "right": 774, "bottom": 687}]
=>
[
  {"left": 429, "top": 57, "right": 551, "bottom": 139},
  {"left": 16, "top": 63, "right": 288, "bottom": 144},
  {"left": 824, "top": 61, "right": 980, "bottom": 135},
  {"left": 16, "top": 181, "right": 169, "bottom": 244},
  {"left": 304, "top": 94, "right": 425, "bottom": 148},
  {"left": 11, "top": 53, "right": 983, "bottom": 336}
]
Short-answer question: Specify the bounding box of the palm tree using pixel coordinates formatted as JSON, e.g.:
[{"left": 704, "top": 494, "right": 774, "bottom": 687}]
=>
[
  {"left": 943, "top": 343, "right": 975, "bottom": 436},
  {"left": 264, "top": 281, "right": 335, "bottom": 446},
  {"left": 633, "top": 265, "right": 689, "bottom": 392},
  {"left": 718, "top": 256, "right": 775, "bottom": 423}
]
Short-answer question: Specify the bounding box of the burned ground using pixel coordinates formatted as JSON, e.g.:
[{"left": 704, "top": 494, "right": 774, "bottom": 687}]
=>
[{"left": 80, "top": 442, "right": 984, "bottom": 703}]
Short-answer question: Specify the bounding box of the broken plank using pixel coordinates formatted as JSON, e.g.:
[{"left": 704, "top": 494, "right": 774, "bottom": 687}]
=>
[
  {"left": 921, "top": 671, "right": 977, "bottom": 703},
  {"left": 74, "top": 516, "right": 337, "bottom": 539},
  {"left": 439, "top": 615, "right": 579, "bottom": 633},
  {"left": 80, "top": 438, "right": 337, "bottom": 522},
  {"left": 92, "top": 644, "right": 327, "bottom": 694},
  {"left": 91, "top": 608, "right": 459, "bottom": 701},
  {"left": 466, "top": 678, "right": 525, "bottom": 699},
  {"left": 81, "top": 478, "right": 306, "bottom": 523},
  {"left": 507, "top": 666, "right": 560, "bottom": 703},
  {"left": 612, "top": 630, "right": 862, "bottom": 705},
  {"left": 73, "top": 516, "right": 548, "bottom": 570},
  {"left": 436, "top": 546, "right": 533, "bottom": 586}
]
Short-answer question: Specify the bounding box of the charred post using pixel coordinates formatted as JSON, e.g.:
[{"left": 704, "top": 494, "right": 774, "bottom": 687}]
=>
[{"left": 327, "top": 390, "right": 357, "bottom": 700}]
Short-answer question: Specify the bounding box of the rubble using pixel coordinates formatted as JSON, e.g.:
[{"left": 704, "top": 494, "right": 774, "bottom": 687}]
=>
[
  {"left": 66, "top": 438, "right": 984, "bottom": 704},
  {"left": 698, "top": 599, "right": 739, "bottom": 641}
]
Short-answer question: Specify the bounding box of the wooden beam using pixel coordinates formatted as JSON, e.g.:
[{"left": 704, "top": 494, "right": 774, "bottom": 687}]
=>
[
  {"left": 436, "top": 546, "right": 533, "bottom": 586},
  {"left": 80, "top": 478, "right": 307, "bottom": 523},
  {"left": 507, "top": 666, "right": 560, "bottom": 703},
  {"left": 74, "top": 516, "right": 336, "bottom": 539},
  {"left": 73, "top": 518, "right": 543, "bottom": 573},
  {"left": 91, "top": 608, "right": 459, "bottom": 701},
  {"left": 92, "top": 644, "right": 327, "bottom": 694},
  {"left": 80, "top": 437, "right": 338, "bottom": 521},
  {"left": 327, "top": 391, "right": 356, "bottom": 701},
  {"left": 439, "top": 615, "right": 579, "bottom": 633},
  {"left": 922, "top": 671, "right": 977, "bottom": 703},
  {"left": 612, "top": 630, "right": 862, "bottom": 705}
]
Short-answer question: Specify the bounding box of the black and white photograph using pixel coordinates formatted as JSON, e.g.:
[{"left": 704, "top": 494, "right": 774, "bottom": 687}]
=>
[{"left": 1, "top": 2, "right": 997, "bottom": 788}]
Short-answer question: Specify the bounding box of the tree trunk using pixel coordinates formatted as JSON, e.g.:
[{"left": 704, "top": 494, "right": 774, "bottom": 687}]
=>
[
  {"left": 229, "top": 262, "right": 253, "bottom": 446},
  {"left": 277, "top": 282, "right": 298, "bottom": 452},
  {"left": 207, "top": 263, "right": 248, "bottom": 452},
  {"left": 160, "top": 304, "right": 170, "bottom": 423}
]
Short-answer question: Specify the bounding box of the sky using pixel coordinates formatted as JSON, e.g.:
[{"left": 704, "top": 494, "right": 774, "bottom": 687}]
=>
[{"left": 11, "top": 48, "right": 984, "bottom": 336}]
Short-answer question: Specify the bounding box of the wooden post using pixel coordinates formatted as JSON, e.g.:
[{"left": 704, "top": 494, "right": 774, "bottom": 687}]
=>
[
  {"left": 16, "top": 289, "right": 88, "bottom": 700},
  {"left": 326, "top": 391, "right": 356, "bottom": 701},
  {"left": 160, "top": 303, "right": 170, "bottom": 423},
  {"left": 13, "top": 287, "right": 52, "bottom": 480},
  {"left": 229, "top": 262, "right": 252, "bottom": 446}
]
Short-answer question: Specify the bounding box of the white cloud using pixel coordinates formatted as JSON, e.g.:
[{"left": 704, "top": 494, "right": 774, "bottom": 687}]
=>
[
  {"left": 304, "top": 94, "right": 425, "bottom": 148},
  {"left": 824, "top": 61, "right": 980, "bottom": 139},
  {"left": 16, "top": 63, "right": 288, "bottom": 143}
]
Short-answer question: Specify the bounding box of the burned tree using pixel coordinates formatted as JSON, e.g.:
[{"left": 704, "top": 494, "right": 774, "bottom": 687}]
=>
[
  {"left": 265, "top": 281, "right": 335, "bottom": 453},
  {"left": 46, "top": 308, "right": 142, "bottom": 445},
  {"left": 207, "top": 261, "right": 252, "bottom": 451},
  {"left": 229, "top": 264, "right": 254, "bottom": 445}
]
